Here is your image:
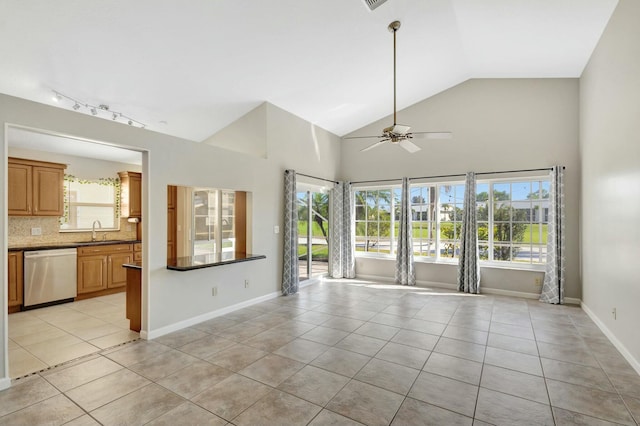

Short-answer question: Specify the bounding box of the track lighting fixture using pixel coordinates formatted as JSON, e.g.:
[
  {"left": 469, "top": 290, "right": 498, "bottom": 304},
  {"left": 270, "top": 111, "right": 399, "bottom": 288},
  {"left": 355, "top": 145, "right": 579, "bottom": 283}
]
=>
[{"left": 50, "top": 90, "right": 147, "bottom": 129}]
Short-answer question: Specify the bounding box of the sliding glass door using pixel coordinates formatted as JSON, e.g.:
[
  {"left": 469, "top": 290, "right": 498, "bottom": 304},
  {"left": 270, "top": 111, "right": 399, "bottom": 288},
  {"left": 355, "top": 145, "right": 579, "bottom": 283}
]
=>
[{"left": 297, "top": 186, "right": 330, "bottom": 280}]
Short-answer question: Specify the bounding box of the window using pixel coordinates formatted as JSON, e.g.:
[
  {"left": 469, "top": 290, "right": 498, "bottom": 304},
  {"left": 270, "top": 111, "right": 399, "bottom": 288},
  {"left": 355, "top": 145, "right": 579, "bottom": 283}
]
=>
[
  {"left": 353, "top": 175, "right": 550, "bottom": 266},
  {"left": 193, "top": 189, "right": 236, "bottom": 256},
  {"left": 477, "top": 179, "right": 550, "bottom": 264},
  {"left": 410, "top": 185, "right": 436, "bottom": 257},
  {"left": 60, "top": 176, "right": 120, "bottom": 231},
  {"left": 355, "top": 187, "right": 400, "bottom": 254},
  {"left": 438, "top": 184, "right": 465, "bottom": 259}
]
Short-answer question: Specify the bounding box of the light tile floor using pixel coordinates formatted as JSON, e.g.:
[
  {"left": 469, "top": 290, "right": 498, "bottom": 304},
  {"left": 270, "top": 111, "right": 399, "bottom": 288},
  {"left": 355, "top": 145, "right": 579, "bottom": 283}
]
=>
[
  {"left": 2, "top": 279, "right": 639, "bottom": 425},
  {"left": 8, "top": 292, "right": 139, "bottom": 378}
]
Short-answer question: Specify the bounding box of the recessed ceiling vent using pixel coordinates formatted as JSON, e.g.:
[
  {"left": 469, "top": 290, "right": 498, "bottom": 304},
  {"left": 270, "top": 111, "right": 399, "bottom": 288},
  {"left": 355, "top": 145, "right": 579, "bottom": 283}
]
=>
[{"left": 362, "top": 0, "right": 388, "bottom": 11}]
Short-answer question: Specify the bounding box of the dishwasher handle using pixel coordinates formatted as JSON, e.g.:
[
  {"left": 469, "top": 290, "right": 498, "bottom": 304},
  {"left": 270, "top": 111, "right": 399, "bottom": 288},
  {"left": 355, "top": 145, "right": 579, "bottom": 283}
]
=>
[{"left": 24, "top": 250, "right": 77, "bottom": 259}]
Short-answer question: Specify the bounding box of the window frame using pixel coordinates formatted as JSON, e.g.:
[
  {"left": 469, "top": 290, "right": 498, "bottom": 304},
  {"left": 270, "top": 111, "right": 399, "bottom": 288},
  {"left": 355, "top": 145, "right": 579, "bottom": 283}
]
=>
[
  {"left": 192, "top": 188, "right": 237, "bottom": 256},
  {"left": 59, "top": 175, "right": 121, "bottom": 232},
  {"left": 476, "top": 176, "right": 550, "bottom": 269},
  {"left": 353, "top": 174, "right": 550, "bottom": 270}
]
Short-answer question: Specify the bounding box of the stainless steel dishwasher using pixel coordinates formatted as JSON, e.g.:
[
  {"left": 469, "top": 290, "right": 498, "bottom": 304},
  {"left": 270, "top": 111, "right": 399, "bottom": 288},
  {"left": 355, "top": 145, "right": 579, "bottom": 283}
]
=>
[{"left": 24, "top": 248, "right": 77, "bottom": 307}]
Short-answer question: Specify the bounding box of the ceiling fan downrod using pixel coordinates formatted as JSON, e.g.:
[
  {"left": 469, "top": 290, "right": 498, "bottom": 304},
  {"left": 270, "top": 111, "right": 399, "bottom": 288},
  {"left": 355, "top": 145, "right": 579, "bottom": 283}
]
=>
[{"left": 388, "top": 20, "right": 401, "bottom": 128}]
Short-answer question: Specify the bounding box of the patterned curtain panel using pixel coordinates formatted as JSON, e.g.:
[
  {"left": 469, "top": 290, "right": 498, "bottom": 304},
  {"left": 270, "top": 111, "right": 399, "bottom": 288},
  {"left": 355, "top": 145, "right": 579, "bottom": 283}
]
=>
[
  {"left": 342, "top": 182, "right": 356, "bottom": 279},
  {"left": 329, "top": 182, "right": 344, "bottom": 278},
  {"left": 458, "top": 172, "right": 481, "bottom": 294},
  {"left": 282, "top": 170, "right": 299, "bottom": 296},
  {"left": 395, "top": 177, "right": 416, "bottom": 286},
  {"left": 540, "top": 166, "right": 565, "bottom": 304}
]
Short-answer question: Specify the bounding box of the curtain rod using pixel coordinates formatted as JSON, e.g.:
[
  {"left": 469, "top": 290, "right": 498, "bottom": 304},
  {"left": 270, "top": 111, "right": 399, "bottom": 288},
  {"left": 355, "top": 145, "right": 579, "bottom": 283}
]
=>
[
  {"left": 351, "top": 166, "right": 564, "bottom": 185},
  {"left": 290, "top": 171, "right": 339, "bottom": 185}
]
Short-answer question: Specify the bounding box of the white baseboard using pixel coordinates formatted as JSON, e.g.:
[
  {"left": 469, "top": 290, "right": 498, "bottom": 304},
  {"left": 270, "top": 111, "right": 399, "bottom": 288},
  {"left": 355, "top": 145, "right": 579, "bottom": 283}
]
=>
[
  {"left": 581, "top": 302, "right": 640, "bottom": 376},
  {"left": 355, "top": 274, "right": 581, "bottom": 305},
  {"left": 146, "top": 291, "right": 281, "bottom": 340},
  {"left": 0, "top": 377, "right": 10, "bottom": 391}
]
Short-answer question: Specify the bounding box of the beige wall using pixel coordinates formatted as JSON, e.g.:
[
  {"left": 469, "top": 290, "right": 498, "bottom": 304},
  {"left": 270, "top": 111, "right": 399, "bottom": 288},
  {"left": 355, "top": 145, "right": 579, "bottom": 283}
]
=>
[
  {"left": 580, "top": 0, "right": 640, "bottom": 370},
  {"left": 0, "top": 96, "right": 341, "bottom": 385},
  {"left": 341, "top": 78, "right": 580, "bottom": 300}
]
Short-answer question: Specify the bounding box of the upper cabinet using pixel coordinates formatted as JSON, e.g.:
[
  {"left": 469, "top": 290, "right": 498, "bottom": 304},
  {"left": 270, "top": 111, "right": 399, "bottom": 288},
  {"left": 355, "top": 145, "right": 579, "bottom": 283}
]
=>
[
  {"left": 118, "top": 171, "right": 142, "bottom": 218},
  {"left": 8, "top": 157, "right": 66, "bottom": 216}
]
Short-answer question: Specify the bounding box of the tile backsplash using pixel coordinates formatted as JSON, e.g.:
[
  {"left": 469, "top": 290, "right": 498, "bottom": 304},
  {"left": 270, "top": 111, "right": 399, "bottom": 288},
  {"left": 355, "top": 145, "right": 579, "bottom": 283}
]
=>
[{"left": 8, "top": 216, "right": 137, "bottom": 247}]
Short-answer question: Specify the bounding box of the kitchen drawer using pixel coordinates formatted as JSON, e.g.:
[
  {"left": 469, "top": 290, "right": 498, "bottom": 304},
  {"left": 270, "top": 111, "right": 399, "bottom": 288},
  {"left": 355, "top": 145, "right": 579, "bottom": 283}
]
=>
[{"left": 78, "top": 244, "right": 133, "bottom": 255}]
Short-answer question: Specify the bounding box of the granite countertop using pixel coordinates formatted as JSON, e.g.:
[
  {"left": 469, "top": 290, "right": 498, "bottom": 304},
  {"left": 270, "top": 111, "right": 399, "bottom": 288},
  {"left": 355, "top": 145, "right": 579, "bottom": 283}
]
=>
[
  {"left": 9, "top": 239, "right": 141, "bottom": 252},
  {"left": 167, "top": 252, "right": 266, "bottom": 271},
  {"left": 123, "top": 261, "right": 142, "bottom": 270}
]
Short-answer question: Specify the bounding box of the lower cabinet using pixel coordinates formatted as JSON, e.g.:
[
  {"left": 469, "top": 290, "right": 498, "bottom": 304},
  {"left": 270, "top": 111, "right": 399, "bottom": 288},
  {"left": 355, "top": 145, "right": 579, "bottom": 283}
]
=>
[
  {"left": 77, "top": 244, "right": 133, "bottom": 296},
  {"left": 8, "top": 251, "right": 23, "bottom": 313}
]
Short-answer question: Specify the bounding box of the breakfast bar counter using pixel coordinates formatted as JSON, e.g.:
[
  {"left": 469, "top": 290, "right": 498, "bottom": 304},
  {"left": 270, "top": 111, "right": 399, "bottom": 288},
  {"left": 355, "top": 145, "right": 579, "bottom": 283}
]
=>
[{"left": 166, "top": 252, "right": 266, "bottom": 271}]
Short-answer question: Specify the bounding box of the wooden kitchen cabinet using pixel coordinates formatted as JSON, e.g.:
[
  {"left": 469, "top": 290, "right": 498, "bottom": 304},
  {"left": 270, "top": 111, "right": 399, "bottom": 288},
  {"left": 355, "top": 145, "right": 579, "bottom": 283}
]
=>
[
  {"left": 108, "top": 252, "right": 132, "bottom": 289},
  {"left": 8, "top": 251, "right": 23, "bottom": 313},
  {"left": 77, "top": 255, "right": 108, "bottom": 294},
  {"left": 8, "top": 157, "right": 66, "bottom": 216},
  {"left": 77, "top": 244, "right": 133, "bottom": 297},
  {"left": 134, "top": 242, "right": 142, "bottom": 261},
  {"left": 118, "top": 171, "right": 142, "bottom": 218}
]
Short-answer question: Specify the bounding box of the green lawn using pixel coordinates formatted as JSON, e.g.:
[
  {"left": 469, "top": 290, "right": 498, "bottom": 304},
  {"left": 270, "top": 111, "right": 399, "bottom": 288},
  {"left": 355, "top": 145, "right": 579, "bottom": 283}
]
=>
[
  {"left": 408, "top": 222, "right": 547, "bottom": 244},
  {"left": 298, "top": 244, "right": 328, "bottom": 260},
  {"left": 298, "top": 222, "right": 328, "bottom": 239},
  {"left": 304, "top": 220, "right": 547, "bottom": 245}
]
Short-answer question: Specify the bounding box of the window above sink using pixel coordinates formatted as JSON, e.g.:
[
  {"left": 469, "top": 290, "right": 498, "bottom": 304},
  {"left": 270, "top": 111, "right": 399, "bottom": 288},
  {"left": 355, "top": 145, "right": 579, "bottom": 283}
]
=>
[{"left": 59, "top": 175, "right": 121, "bottom": 232}]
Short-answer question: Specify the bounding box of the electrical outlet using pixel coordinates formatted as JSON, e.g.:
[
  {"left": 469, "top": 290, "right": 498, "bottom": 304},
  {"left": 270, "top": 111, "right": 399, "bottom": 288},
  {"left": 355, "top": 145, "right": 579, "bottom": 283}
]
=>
[
  {"left": 612, "top": 307, "right": 617, "bottom": 320},
  {"left": 244, "top": 280, "right": 250, "bottom": 288},
  {"left": 212, "top": 287, "right": 218, "bottom": 296},
  {"left": 31, "top": 227, "right": 42, "bottom": 236}
]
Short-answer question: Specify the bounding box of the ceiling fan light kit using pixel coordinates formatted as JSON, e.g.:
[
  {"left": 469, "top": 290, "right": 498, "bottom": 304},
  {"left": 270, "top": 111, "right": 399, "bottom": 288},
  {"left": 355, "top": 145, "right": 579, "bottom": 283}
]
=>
[{"left": 345, "top": 20, "right": 453, "bottom": 153}]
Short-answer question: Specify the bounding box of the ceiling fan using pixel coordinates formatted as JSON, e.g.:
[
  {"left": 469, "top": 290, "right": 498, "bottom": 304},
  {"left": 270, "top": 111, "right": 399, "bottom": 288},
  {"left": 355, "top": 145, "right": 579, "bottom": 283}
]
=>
[{"left": 345, "top": 20, "right": 453, "bottom": 153}]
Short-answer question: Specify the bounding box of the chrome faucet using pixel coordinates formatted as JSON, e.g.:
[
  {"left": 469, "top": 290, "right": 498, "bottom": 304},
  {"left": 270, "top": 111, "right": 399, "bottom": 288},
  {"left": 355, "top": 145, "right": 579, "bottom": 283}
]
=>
[{"left": 91, "top": 220, "right": 102, "bottom": 241}]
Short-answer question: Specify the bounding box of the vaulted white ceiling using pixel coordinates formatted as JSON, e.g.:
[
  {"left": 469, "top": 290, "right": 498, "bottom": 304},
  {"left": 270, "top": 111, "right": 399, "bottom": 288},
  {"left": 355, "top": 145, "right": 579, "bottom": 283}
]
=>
[{"left": 0, "top": 0, "right": 617, "bottom": 142}]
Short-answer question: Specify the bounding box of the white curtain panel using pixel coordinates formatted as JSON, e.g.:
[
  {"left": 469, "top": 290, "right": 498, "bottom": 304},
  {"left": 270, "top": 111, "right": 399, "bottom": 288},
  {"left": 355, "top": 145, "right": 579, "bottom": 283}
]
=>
[
  {"left": 329, "top": 182, "right": 344, "bottom": 278},
  {"left": 458, "top": 172, "right": 481, "bottom": 294},
  {"left": 540, "top": 166, "right": 565, "bottom": 304},
  {"left": 395, "top": 177, "right": 416, "bottom": 286},
  {"left": 282, "top": 170, "right": 299, "bottom": 296},
  {"left": 342, "top": 182, "right": 356, "bottom": 279}
]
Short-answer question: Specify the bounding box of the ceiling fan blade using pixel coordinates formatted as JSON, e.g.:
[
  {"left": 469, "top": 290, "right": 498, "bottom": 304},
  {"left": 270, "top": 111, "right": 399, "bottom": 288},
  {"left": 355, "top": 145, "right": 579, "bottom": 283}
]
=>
[
  {"left": 343, "top": 135, "right": 384, "bottom": 140},
  {"left": 398, "top": 139, "right": 421, "bottom": 153},
  {"left": 412, "top": 132, "right": 453, "bottom": 140},
  {"left": 360, "top": 140, "right": 387, "bottom": 152}
]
